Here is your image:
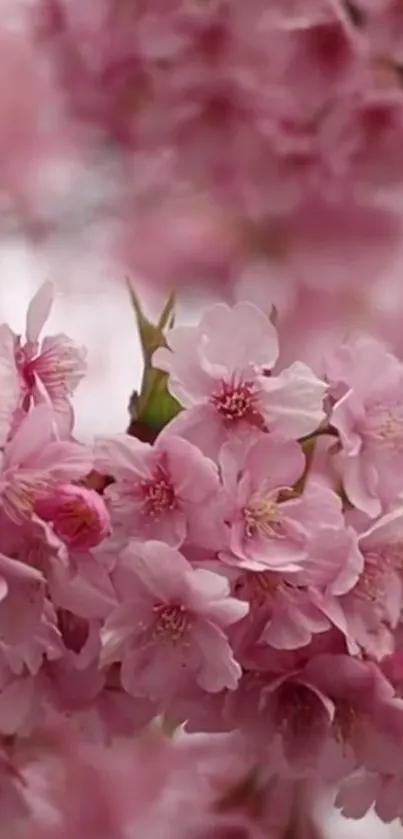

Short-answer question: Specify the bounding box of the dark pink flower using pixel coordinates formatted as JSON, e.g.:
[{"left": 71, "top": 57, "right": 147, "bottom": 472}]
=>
[{"left": 36, "top": 483, "right": 111, "bottom": 550}]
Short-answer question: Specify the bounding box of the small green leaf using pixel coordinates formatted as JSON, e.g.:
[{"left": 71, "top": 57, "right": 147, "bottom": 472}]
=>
[
  {"left": 129, "top": 368, "right": 181, "bottom": 431},
  {"left": 157, "top": 291, "right": 176, "bottom": 332},
  {"left": 126, "top": 282, "right": 180, "bottom": 433},
  {"left": 126, "top": 279, "right": 175, "bottom": 366}
]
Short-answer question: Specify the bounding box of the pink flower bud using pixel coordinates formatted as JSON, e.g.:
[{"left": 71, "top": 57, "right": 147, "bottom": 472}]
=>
[{"left": 36, "top": 483, "right": 111, "bottom": 550}]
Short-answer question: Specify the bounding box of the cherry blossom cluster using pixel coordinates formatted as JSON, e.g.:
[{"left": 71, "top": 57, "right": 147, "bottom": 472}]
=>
[
  {"left": 17, "top": 0, "right": 403, "bottom": 347},
  {"left": 2, "top": 281, "right": 403, "bottom": 836},
  {"left": 3, "top": 2, "right": 403, "bottom": 351}
]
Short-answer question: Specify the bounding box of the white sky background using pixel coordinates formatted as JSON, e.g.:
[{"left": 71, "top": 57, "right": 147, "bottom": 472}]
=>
[{"left": 0, "top": 239, "right": 403, "bottom": 839}]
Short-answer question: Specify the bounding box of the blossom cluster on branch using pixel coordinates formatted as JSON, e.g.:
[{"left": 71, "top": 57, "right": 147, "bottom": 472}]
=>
[{"left": 1, "top": 281, "right": 403, "bottom": 836}]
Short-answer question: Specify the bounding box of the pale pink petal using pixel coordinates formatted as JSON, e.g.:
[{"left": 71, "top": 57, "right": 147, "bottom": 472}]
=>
[
  {"left": 243, "top": 435, "right": 305, "bottom": 492},
  {"left": 138, "top": 509, "right": 186, "bottom": 547},
  {"left": 121, "top": 642, "right": 188, "bottom": 701},
  {"left": 336, "top": 773, "right": 382, "bottom": 821},
  {"left": 36, "top": 334, "right": 87, "bottom": 396},
  {"left": 361, "top": 507, "right": 403, "bottom": 548},
  {"left": 0, "top": 554, "right": 45, "bottom": 646},
  {"left": 339, "top": 451, "right": 382, "bottom": 518},
  {"left": 162, "top": 404, "right": 226, "bottom": 460},
  {"left": 186, "top": 568, "right": 249, "bottom": 626},
  {"left": 161, "top": 435, "right": 220, "bottom": 502},
  {"left": 199, "top": 301, "right": 279, "bottom": 373},
  {"left": 0, "top": 325, "right": 20, "bottom": 447},
  {"left": 190, "top": 620, "right": 242, "bottom": 692},
  {"left": 33, "top": 440, "right": 93, "bottom": 481},
  {"left": 95, "top": 434, "right": 152, "bottom": 480},
  {"left": 25, "top": 281, "right": 55, "bottom": 345},
  {"left": 49, "top": 559, "right": 116, "bottom": 620},
  {"left": 153, "top": 329, "right": 213, "bottom": 406},
  {"left": 0, "top": 677, "right": 35, "bottom": 735},
  {"left": 120, "top": 541, "right": 190, "bottom": 603},
  {"left": 331, "top": 391, "right": 365, "bottom": 454},
  {"left": 4, "top": 404, "right": 56, "bottom": 468},
  {"left": 101, "top": 609, "right": 144, "bottom": 666},
  {"left": 263, "top": 362, "right": 327, "bottom": 438}
]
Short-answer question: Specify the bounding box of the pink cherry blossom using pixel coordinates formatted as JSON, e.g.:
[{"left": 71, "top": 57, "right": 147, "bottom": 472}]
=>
[
  {"left": 230, "top": 568, "right": 338, "bottom": 653},
  {"left": 258, "top": 668, "right": 335, "bottom": 774},
  {"left": 326, "top": 337, "right": 403, "bottom": 517},
  {"left": 1, "top": 282, "right": 87, "bottom": 432},
  {"left": 0, "top": 404, "right": 92, "bottom": 525},
  {"left": 154, "top": 302, "right": 327, "bottom": 458},
  {"left": 339, "top": 507, "right": 403, "bottom": 657},
  {"left": 219, "top": 434, "right": 310, "bottom": 571},
  {"left": 224, "top": 510, "right": 361, "bottom": 655},
  {"left": 47, "top": 547, "right": 117, "bottom": 621},
  {"left": 102, "top": 540, "right": 248, "bottom": 703},
  {"left": 95, "top": 432, "right": 223, "bottom": 547},
  {"left": 304, "top": 654, "right": 403, "bottom": 782}
]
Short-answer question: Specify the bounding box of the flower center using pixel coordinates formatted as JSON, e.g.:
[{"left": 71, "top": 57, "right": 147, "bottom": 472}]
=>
[
  {"left": 235, "top": 570, "right": 280, "bottom": 606},
  {"left": 275, "top": 683, "right": 318, "bottom": 744},
  {"left": 333, "top": 700, "right": 357, "bottom": 746},
  {"left": 210, "top": 376, "right": 266, "bottom": 429},
  {"left": 364, "top": 403, "right": 403, "bottom": 452},
  {"left": 152, "top": 604, "right": 188, "bottom": 644},
  {"left": 383, "top": 542, "right": 403, "bottom": 573},
  {"left": 140, "top": 466, "right": 176, "bottom": 518},
  {"left": 355, "top": 556, "right": 387, "bottom": 606},
  {"left": 355, "top": 544, "right": 403, "bottom": 605},
  {"left": 15, "top": 344, "right": 35, "bottom": 393},
  {"left": 57, "top": 497, "right": 97, "bottom": 536},
  {"left": 243, "top": 493, "right": 280, "bottom": 538}
]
